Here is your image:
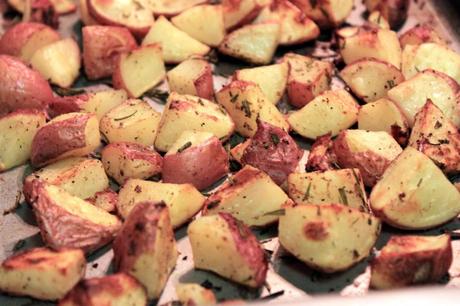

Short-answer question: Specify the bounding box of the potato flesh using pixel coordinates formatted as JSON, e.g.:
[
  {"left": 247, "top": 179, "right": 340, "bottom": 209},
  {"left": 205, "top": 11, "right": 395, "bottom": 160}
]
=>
[
  {"left": 370, "top": 147, "right": 460, "bottom": 229},
  {"left": 80, "top": 89, "right": 128, "bottom": 120},
  {"left": 167, "top": 130, "right": 214, "bottom": 154},
  {"left": 223, "top": 0, "right": 261, "bottom": 30},
  {"left": 20, "top": 27, "right": 60, "bottom": 62},
  {"left": 344, "top": 130, "right": 402, "bottom": 159},
  {"left": 143, "top": 0, "right": 207, "bottom": 16},
  {"left": 176, "top": 284, "right": 216, "bottom": 306},
  {"left": 358, "top": 98, "right": 409, "bottom": 135},
  {"left": 166, "top": 59, "right": 211, "bottom": 97}
]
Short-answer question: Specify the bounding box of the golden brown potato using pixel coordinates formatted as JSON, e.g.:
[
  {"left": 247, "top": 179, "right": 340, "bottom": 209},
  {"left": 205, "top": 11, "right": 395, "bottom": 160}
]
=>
[
  {"left": 223, "top": 0, "right": 263, "bottom": 30},
  {"left": 100, "top": 99, "right": 161, "bottom": 146},
  {"left": 101, "top": 142, "right": 163, "bottom": 185},
  {"left": 305, "top": 133, "right": 338, "bottom": 172},
  {"left": 86, "top": 189, "right": 118, "bottom": 213},
  {"left": 218, "top": 21, "right": 280, "bottom": 65},
  {"left": 370, "top": 235, "right": 452, "bottom": 289},
  {"left": 230, "top": 139, "right": 251, "bottom": 163},
  {"left": 113, "top": 202, "right": 178, "bottom": 299},
  {"left": 142, "top": 16, "right": 210, "bottom": 64},
  {"left": 280, "top": 52, "right": 332, "bottom": 108},
  {"left": 0, "top": 248, "right": 85, "bottom": 301},
  {"left": 117, "top": 179, "right": 205, "bottom": 228},
  {"left": 288, "top": 89, "right": 359, "bottom": 139},
  {"left": 188, "top": 213, "right": 268, "bottom": 287},
  {"left": 289, "top": 0, "right": 354, "bottom": 28},
  {"left": 399, "top": 24, "right": 446, "bottom": 49},
  {"left": 143, "top": 0, "right": 207, "bottom": 16},
  {"left": 333, "top": 130, "right": 402, "bottom": 187},
  {"left": 163, "top": 131, "right": 229, "bottom": 190},
  {"left": 287, "top": 169, "right": 369, "bottom": 212},
  {"left": 340, "top": 58, "right": 404, "bottom": 103},
  {"left": 59, "top": 273, "right": 147, "bottom": 306},
  {"left": 155, "top": 92, "right": 235, "bottom": 152},
  {"left": 176, "top": 283, "right": 216, "bottom": 306},
  {"left": 279, "top": 204, "right": 381, "bottom": 273},
  {"left": 370, "top": 147, "right": 460, "bottom": 230},
  {"left": 364, "top": 0, "right": 409, "bottom": 29},
  {"left": 166, "top": 59, "right": 214, "bottom": 100},
  {"left": 216, "top": 80, "right": 288, "bottom": 137},
  {"left": 8, "top": 0, "right": 76, "bottom": 14},
  {"left": 367, "top": 11, "right": 390, "bottom": 29},
  {"left": 409, "top": 100, "right": 460, "bottom": 174},
  {"left": 31, "top": 112, "right": 100, "bottom": 167},
  {"left": 0, "top": 109, "right": 46, "bottom": 172},
  {"left": 30, "top": 181, "right": 121, "bottom": 253},
  {"left": 113, "top": 44, "right": 165, "bottom": 98},
  {"left": 204, "top": 165, "right": 293, "bottom": 226}
]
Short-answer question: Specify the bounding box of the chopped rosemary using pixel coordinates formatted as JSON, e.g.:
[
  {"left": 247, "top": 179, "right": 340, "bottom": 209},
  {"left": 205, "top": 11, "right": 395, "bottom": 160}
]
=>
[
  {"left": 270, "top": 133, "right": 280, "bottom": 145},
  {"left": 302, "top": 182, "right": 312, "bottom": 201},
  {"left": 262, "top": 209, "right": 285, "bottom": 216},
  {"left": 52, "top": 86, "right": 85, "bottom": 96},
  {"left": 338, "top": 187, "right": 349, "bottom": 206},
  {"left": 241, "top": 99, "right": 251, "bottom": 118},
  {"left": 177, "top": 141, "right": 192, "bottom": 153},
  {"left": 114, "top": 110, "right": 137, "bottom": 121}
]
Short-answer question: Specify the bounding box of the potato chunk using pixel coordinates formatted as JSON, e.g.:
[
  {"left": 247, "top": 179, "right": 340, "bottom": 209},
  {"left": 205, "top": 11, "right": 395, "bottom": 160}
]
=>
[
  {"left": 176, "top": 283, "right": 216, "bottom": 306},
  {"left": 223, "top": 0, "right": 263, "bottom": 30},
  {"left": 305, "top": 133, "right": 337, "bottom": 172},
  {"left": 188, "top": 213, "right": 268, "bottom": 287},
  {"left": 0, "top": 248, "right": 85, "bottom": 301},
  {"left": 279, "top": 204, "right": 380, "bottom": 273},
  {"left": 370, "top": 235, "right": 452, "bottom": 289},
  {"left": 364, "top": 0, "right": 409, "bottom": 30},
  {"left": 399, "top": 25, "right": 446, "bottom": 49},
  {"left": 370, "top": 147, "right": 460, "bottom": 229}
]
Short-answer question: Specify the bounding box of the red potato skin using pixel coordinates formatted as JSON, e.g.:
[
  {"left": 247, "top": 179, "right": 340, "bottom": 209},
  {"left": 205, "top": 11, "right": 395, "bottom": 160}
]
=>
[
  {"left": 86, "top": 188, "right": 118, "bottom": 213},
  {"left": 162, "top": 136, "right": 229, "bottom": 190},
  {"left": 241, "top": 121, "right": 302, "bottom": 185},
  {"left": 0, "top": 55, "right": 53, "bottom": 115},
  {"left": 82, "top": 25, "right": 137, "bottom": 80},
  {"left": 194, "top": 63, "right": 214, "bottom": 100},
  {"left": 0, "top": 22, "right": 55, "bottom": 57},
  {"left": 29, "top": 181, "right": 121, "bottom": 253},
  {"left": 305, "top": 133, "right": 338, "bottom": 172},
  {"left": 48, "top": 94, "right": 90, "bottom": 118}
]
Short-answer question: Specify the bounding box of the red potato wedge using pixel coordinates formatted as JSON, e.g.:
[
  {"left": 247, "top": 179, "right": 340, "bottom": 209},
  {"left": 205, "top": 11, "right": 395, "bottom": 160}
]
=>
[
  {"left": 31, "top": 112, "right": 100, "bottom": 167},
  {"left": 0, "top": 55, "right": 53, "bottom": 115},
  {"left": 82, "top": 25, "right": 137, "bottom": 80},
  {"left": 176, "top": 284, "right": 217, "bottom": 306},
  {"left": 87, "top": 0, "right": 154, "bottom": 37},
  {"left": 163, "top": 131, "right": 229, "bottom": 190},
  {"left": 223, "top": 0, "right": 263, "bottom": 30},
  {"left": 188, "top": 213, "right": 268, "bottom": 287},
  {"left": 305, "top": 133, "right": 338, "bottom": 172},
  {"left": 101, "top": 142, "right": 163, "bottom": 185},
  {"left": 166, "top": 59, "right": 214, "bottom": 100},
  {"left": 0, "top": 248, "right": 85, "bottom": 301},
  {"left": 365, "top": 0, "right": 409, "bottom": 30},
  {"left": 113, "top": 44, "right": 165, "bottom": 98},
  {"left": 79, "top": 0, "right": 97, "bottom": 25},
  {"left": 30, "top": 181, "right": 122, "bottom": 253},
  {"left": 399, "top": 24, "right": 446, "bottom": 49},
  {"left": 85, "top": 188, "right": 118, "bottom": 213},
  {"left": 59, "top": 273, "right": 147, "bottom": 306},
  {"left": 0, "top": 22, "right": 60, "bottom": 62},
  {"left": 171, "top": 4, "right": 226, "bottom": 47},
  {"left": 280, "top": 52, "right": 332, "bottom": 108},
  {"left": 142, "top": 0, "right": 208, "bottom": 17},
  {"left": 142, "top": 16, "right": 210, "bottom": 64},
  {"left": 30, "top": 38, "right": 81, "bottom": 88},
  {"left": 0, "top": 109, "right": 46, "bottom": 172},
  {"left": 370, "top": 235, "right": 453, "bottom": 289}
]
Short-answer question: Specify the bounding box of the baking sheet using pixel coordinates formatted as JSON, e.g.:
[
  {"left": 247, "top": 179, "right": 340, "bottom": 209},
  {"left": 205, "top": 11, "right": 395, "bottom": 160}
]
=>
[{"left": 2, "top": 0, "right": 460, "bottom": 305}]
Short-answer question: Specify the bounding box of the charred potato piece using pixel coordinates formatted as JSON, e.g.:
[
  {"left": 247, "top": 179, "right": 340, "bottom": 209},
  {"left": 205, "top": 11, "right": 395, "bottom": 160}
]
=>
[
  {"left": 223, "top": 0, "right": 263, "bottom": 30},
  {"left": 176, "top": 283, "right": 217, "bottom": 306},
  {"left": 113, "top": 202, "right": 178, "bottom": 299},
  {"left": 370, "top": 235, "right": 452, "bottom": 289},
  {"left": 117, "top": 179, "right": 205, "bottom": 228},
  {"left": 365, "top": 0, "right": 409, "bottom": 30},
  {"left": 188, "top": 213, "right": 268, "bottom": 287},
  {"left": 204, "top": 165, "right": 293, "bottom": 227},
  {"left": 59, "top": 273, "right": 147, "bottom": 306},
  {"left": 370, "top": 147, "right": 460, "bottom": 230},
  {"left": 31, "top": 112, "right": 100, "bottom": 167},
  {"left": 101, "top": 142, "right": 163, "bottom": 185},
  {"left": 305, "top": 133, "right": 337, "bottom": 172},
  {"left": 399, "top": 24, "right": 446, "bottom": 49},
  {"left": 0, "top": 248, "right": 85, "bottom": 301}
]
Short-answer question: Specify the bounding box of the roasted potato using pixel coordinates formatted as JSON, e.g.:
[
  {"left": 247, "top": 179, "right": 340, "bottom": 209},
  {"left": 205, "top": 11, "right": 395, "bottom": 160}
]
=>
[
  {"left": 0, "top": 55, "right": 53, "bottom": 115},
  {"left": 0, "top": 248, "right": 85, "bottom": 301},
  {"left": 230, "top": 139, "right": 251, "bottom": 163},
  {"left": 340, "top": 58, "right": 404, "bottom": 103},
  {"left": 364, "top": 0, "right": 409, "bottom": 30},
  {"left": 367, "top": 11, "right": 390, "bottom": 29},
  {"left": 204, "top": 165, "right": 293, "bottom": 226},
  {"left": 59, "top": 273, "right": 147, "bottom": 306},
  {"left": 409, "top": 100, "right": 460, "bottom": 174},
  {"left": 0, "top": 109, "right": 46, "bottom": 172},
  {"left": 163, "top": 131, "right": 229, "bottom": 190},
  {"left": 113, "top": 44, "right": 165, "bottom": 98},
  {"left": 82, "top": 25, "right": 137, "bottom": 80},
  {"left": 142, "top": 16, "right": 210, "bottom": 64},
  {"left": 176, "top": 283, "right": 217, "bottom": 306},
  {"left": 287, "top": 169, "right": 369, "bottom": 212},
  {"left": 101, "top": 142, "right": 163, "bottom": 185},
  {"left": 289, "top": 0, "right": 354, "bottom": 28},
  {"left": 30, "top": 181, "right": 121, "bottom": 252},
  {"left": 279, "top": 204, "right": 380, "bottom": 273},
  {"left": 333, "top": 130, "right": 402, "bottom": 187},
  {"left": 100, "top": 99, "right": 161, "bottom": 146},
  {"left": 223, "top": 0, "right": 263, "bottom": 30},
  {"left": 218, "top": 21, "right": 280, "bottom": 65},
  {"left": 117, "top": 178, "right": 205, "bottom": 228},
  {"left": 233, "top": 62, "right": 288, "bottom": 105},
  {"left": 399, "top": 24, "right": 446, "bottom": 49},
  {"left": 171, "top": 4, "right": 226, "bottom": 47},
  {"left": 387, "top": 69, "right": 460, "bottom": 127},
  {"left": 155, "top": 92, "right": 235, "bottom": 152},
  {"left": 113, "top": 202, "right": 178, "bottom": 299},
  {"left": 8, "top": 0, "right": 76, "bottom": 14},
  {"left": 78, "top": 0, "right": 98, "bottom": 25},
  {"left": 370, "top": 147, "right": 460, "bottom": 230},
  {"left": 31, "top": 112, "right": 100, "bottom": 167},
  {"left": 305, "top": 133, "right": 338, "bottom": 172},
  {"left": 143, "top": 0, "right": 207, "bottom": 16},
  {"left": 188, "top": 213, "right": 268, "bottom": 287},
  {"left": 370, "top": 234, "right": 452, "bottom": 289},
  {"left": 86, "top": 188, "right": 118, "bottom": 213},
  {"left": 166, "top": 58, "right": 214, "bottom": 100},
  {"left": 281, "top": 53, "right": 332, "bottom": 108},
  {"left": 216, "top": 80, "right": 288, "bottom": 137},
  {"left": 287, "top": 89, "right": 359, "bottom": 139}
]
